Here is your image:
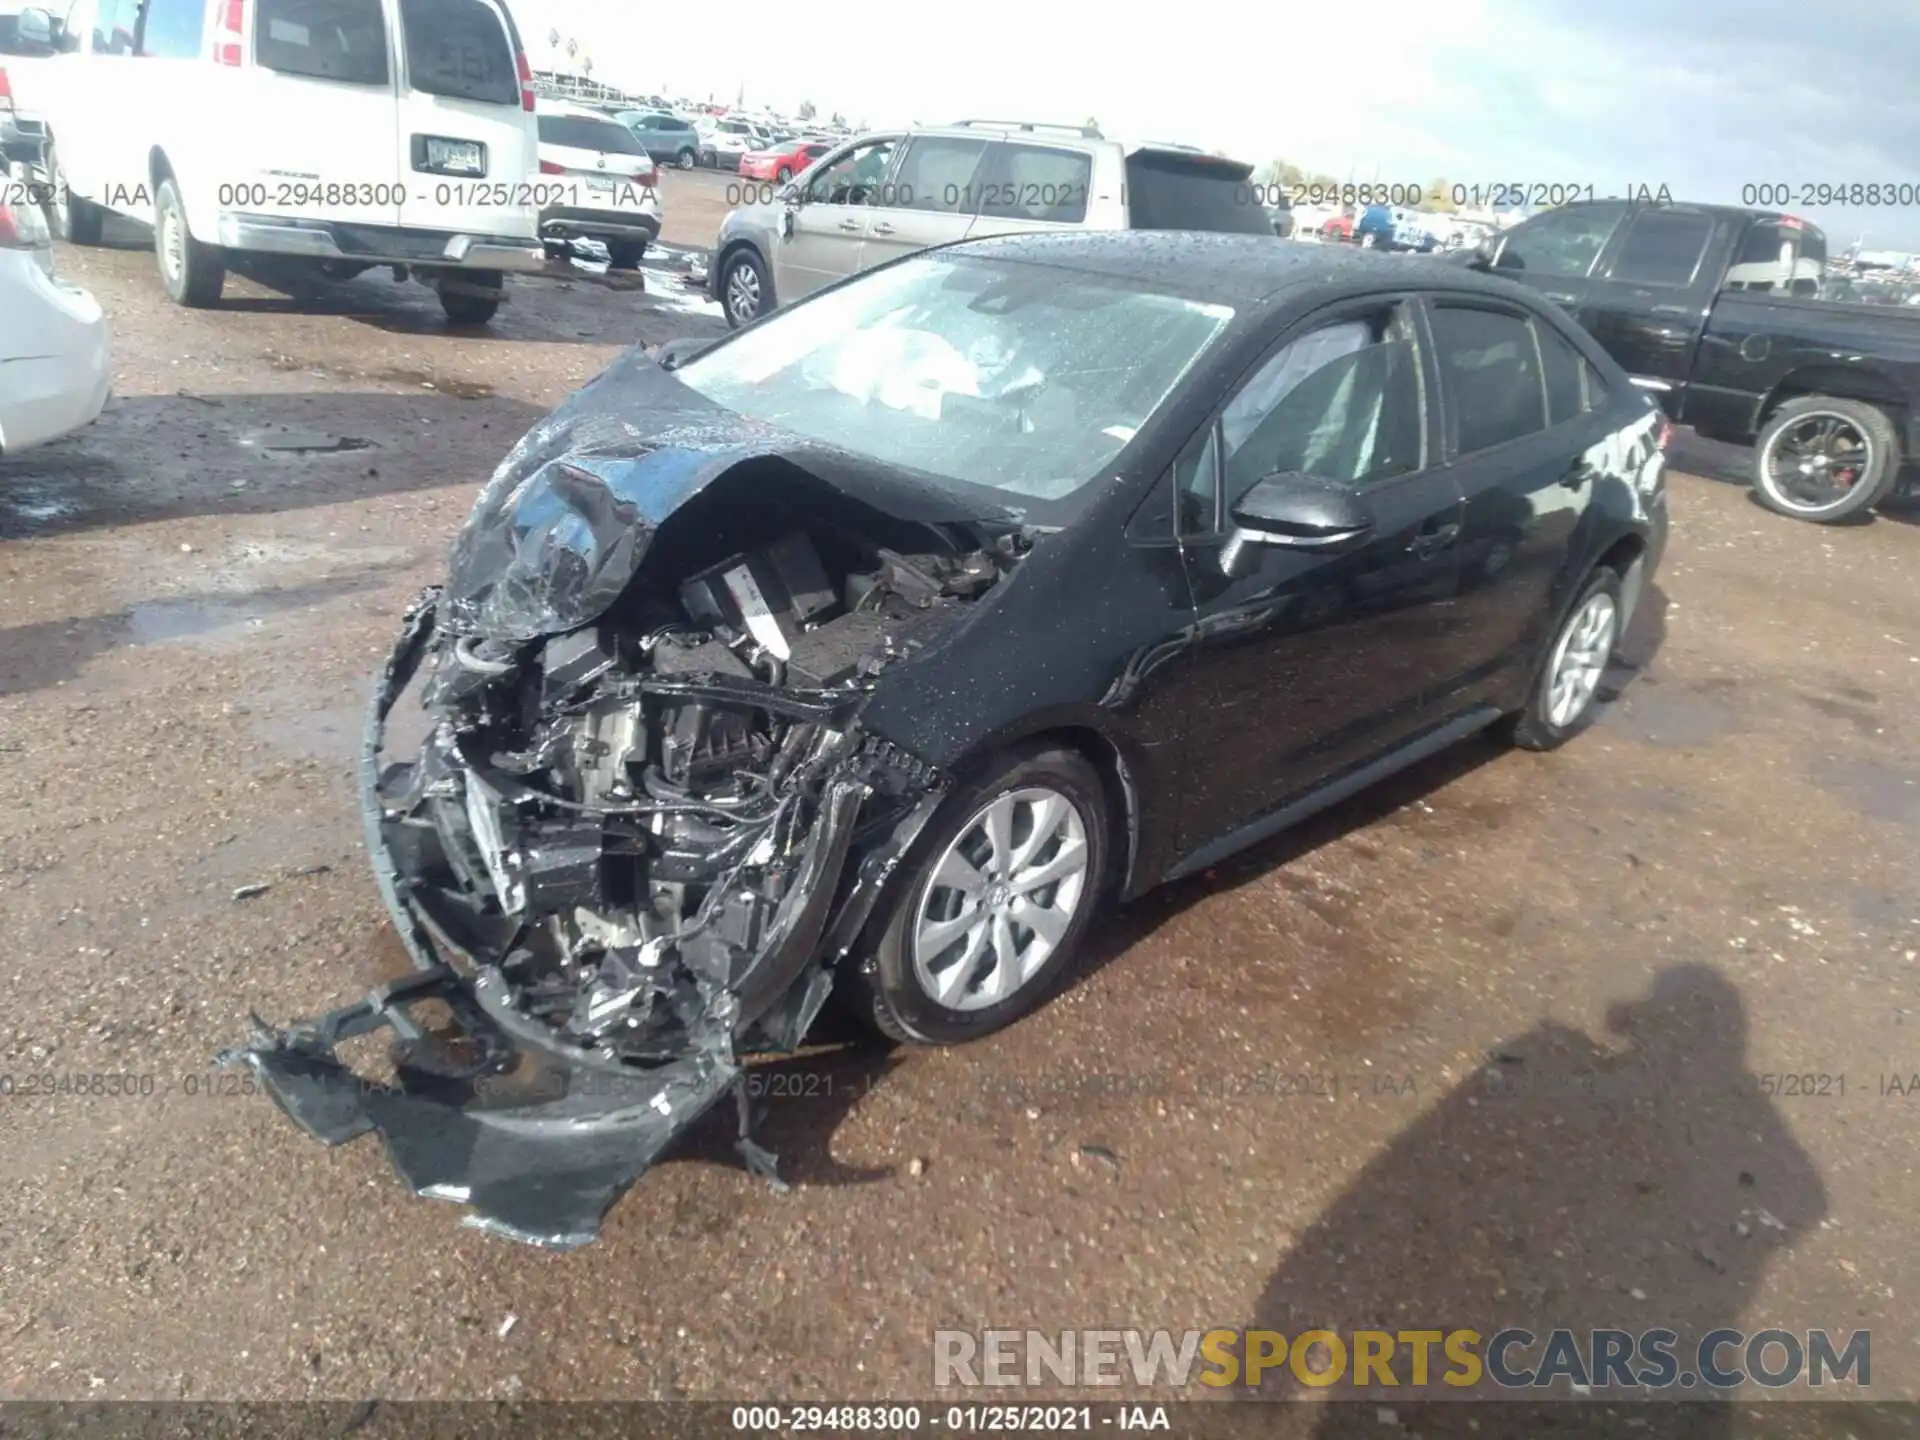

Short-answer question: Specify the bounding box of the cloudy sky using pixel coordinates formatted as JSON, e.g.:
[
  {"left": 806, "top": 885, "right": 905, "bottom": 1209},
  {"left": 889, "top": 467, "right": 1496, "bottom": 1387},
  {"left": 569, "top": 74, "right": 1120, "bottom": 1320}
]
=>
[{"left": 513, "top": 0, "right": 1920, "bottom": 250}]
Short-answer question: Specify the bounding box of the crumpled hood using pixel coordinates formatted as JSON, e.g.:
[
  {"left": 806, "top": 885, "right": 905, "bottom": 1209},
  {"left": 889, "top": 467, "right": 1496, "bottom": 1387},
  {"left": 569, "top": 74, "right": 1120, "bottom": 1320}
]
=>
[{"left": 441, "top": 346, "right": 1017, "bottom": 643}]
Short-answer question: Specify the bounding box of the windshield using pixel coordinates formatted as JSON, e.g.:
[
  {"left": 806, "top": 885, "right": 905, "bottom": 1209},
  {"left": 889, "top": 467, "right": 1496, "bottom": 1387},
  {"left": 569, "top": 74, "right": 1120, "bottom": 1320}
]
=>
[{"left": 672, "top": 254, "right": 1233, "bottom": 511}]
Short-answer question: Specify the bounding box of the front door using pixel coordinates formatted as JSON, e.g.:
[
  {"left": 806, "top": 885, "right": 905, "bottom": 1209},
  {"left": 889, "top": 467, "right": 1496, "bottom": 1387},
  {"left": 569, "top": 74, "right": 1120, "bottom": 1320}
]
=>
[
  {"left": 850, "top": 131, "right": 987, "bottom": 273},
  {"left": 1173, "top": 297, "right": 1466, "bottom": 857},
  {"left": 772, "top": 133, "right": 896, "bottom": 302}
]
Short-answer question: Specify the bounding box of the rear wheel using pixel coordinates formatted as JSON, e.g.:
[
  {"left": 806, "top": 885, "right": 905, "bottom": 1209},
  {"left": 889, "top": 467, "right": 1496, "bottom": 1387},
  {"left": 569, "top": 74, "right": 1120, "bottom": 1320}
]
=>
[
  {"left": 45, "top": 140, "right": 105, "bottom": 245},
  {"left": 1507, "top": 567, "right": 1621, "bottom": 751},
  {"left": 847, "top": 745, "right": 1111, "bottom": 1045},
  {"left": 154, "top": 176, "right": 225, "bottom": 307},
  {"left": 439, "top": 286, "right": 500, "bottom": 325},
  {"left": 1751, "top": 396, "right": 1901, "bottom": 523}
]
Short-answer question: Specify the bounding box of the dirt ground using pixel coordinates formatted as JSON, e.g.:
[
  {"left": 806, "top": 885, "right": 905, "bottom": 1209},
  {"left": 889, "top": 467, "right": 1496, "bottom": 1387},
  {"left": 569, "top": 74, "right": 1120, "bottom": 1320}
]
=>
[{"left": 1, "top": 186, "right": 1917, "bottom": 1423}]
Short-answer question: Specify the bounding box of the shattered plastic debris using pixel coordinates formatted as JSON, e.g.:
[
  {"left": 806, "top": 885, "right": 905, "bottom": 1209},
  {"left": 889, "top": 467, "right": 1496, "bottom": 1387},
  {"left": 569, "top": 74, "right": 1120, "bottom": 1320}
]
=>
[{"left": 220, "top": 344, "right": 1031, "bottom": 1246}]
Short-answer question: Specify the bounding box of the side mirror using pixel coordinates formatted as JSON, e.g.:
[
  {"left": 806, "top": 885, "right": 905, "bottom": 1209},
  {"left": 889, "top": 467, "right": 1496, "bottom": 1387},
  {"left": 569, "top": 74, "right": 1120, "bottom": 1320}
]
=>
[
  {"left": 1220, "top": 472, "right": 1374, "bottom": 577},
  {"left": 16, "top": 6, "right": 55, "bottom": 45}
]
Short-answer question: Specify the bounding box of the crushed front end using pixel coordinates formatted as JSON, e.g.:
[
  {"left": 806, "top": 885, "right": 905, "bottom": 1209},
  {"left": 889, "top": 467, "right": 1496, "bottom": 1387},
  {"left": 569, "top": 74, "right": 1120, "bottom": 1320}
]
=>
[{"left": 222, "top": 364, "right": 1026, "bottom": 1243}]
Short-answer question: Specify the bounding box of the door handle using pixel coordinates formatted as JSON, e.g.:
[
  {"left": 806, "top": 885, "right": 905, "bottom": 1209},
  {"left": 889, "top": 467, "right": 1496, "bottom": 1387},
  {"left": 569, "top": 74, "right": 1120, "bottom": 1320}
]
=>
[
  {"left": 1543, "top": 291, "right": 1578, "bottom": 305},
  {"left": 838, "top": 218, "right": 861, "bottom": 232},
  {"left": 1559, "top": 466, "right": 1592, "bottom": 490},
  {"left": 1408, "top": 521, "right": 1460, "bottom": 557},
  {"left": 870, "top": 222, "right": 895, "bottom": 236}
]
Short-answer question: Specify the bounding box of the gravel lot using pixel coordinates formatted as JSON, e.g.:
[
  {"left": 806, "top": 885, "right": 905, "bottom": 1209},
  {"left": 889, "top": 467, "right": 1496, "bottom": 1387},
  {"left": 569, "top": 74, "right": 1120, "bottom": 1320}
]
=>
[{"left": 1, "top": 183, "right": 1916, "bottom": 1419}]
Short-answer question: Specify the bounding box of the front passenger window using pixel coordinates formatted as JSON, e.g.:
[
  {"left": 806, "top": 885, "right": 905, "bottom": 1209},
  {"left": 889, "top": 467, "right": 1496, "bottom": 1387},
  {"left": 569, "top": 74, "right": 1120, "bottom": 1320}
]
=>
[
  {"left": 1218, "top": 313, "right": 1425, "bottom": 511},
  {"left": 806, "top": 139, "right": 897, "bottom": 206}
]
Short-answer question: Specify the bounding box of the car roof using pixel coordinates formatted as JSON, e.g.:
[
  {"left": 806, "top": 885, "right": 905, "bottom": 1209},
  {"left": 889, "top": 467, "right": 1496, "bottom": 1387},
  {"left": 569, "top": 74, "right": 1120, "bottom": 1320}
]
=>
[{"left": 946, "top": 230, "right": 1552, "bottom": 309}]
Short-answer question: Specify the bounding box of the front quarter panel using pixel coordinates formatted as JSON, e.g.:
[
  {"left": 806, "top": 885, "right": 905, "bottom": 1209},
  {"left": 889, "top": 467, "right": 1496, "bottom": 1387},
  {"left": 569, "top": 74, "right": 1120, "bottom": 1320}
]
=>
[{"left": 856, "top": 494, "right": 1198, "bottom": 896}]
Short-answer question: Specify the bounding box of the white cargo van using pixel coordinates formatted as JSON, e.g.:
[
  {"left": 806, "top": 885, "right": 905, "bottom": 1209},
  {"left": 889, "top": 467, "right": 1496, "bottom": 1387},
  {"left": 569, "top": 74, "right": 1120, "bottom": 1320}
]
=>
[{"left": 13, "top": 0, "right": 544, "bottom": 322}]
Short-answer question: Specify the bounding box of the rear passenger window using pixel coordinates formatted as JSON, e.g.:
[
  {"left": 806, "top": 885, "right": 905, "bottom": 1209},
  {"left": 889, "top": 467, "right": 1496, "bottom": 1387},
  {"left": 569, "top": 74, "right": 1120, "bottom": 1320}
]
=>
[
  {"left": 137, "top": 0, "right": 206, "bottom": 57},
  {"left": 888, "top": 136, "right": 990, "bottom": 214},
  {"left": 1429, "top": 306, "right": 1546, "bottom": 455},
  {"left": 1534, "top": 319, "right": 1587, "bottom": 426},
  {"left": 1608, "top": 209, "right": 1713, "bottom": 286},
  {"left": 256, "top": 0, "right": 389, "bottom": 84},
  {"left": 399, "top": 0, "right": 516, "bottom": 104},
  {"left": 977, "top": 144, "right": 1092, "bottom": 224}
]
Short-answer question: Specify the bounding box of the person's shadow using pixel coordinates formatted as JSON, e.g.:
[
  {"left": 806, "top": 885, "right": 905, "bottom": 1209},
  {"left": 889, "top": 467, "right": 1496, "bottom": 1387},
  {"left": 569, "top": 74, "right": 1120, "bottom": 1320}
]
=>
[{"left": 1241, "top": 965, "right": 1829, "bottom": 1435}]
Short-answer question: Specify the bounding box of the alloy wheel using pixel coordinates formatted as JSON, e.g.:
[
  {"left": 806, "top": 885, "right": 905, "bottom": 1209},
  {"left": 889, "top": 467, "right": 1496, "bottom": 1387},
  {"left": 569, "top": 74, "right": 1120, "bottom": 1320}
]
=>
[
  {"left": 911, "top": 786, "right": 1090, "bottom": 1012},
  {"left": 724, "top": 259, "right": 761, "bottom": 323},
  {"left": 1545, "top": 592, "right": 1617, "bottom": 728},
  {"left": 1760, "top": 412, "right": 1873, "bottom": 514}
]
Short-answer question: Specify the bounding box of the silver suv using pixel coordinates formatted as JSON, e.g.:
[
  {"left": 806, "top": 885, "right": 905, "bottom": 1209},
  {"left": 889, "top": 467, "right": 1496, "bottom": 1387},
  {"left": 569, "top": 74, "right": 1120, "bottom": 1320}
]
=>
[{"left": 708, "top": 118, "right": 1269, "bottom": 327}]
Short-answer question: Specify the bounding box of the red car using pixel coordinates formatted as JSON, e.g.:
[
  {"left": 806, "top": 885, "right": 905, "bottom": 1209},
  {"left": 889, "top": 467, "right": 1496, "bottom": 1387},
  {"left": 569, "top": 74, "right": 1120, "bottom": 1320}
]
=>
[{"left": 737, "top": 137, "right": 836, "bottom": 183}]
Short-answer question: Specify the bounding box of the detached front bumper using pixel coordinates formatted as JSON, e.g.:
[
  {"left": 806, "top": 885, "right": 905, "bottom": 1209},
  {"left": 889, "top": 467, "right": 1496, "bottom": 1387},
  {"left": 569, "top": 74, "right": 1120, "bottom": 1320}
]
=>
[{"left": 222, "top": 588, "right": 938, "bottom": 1246}]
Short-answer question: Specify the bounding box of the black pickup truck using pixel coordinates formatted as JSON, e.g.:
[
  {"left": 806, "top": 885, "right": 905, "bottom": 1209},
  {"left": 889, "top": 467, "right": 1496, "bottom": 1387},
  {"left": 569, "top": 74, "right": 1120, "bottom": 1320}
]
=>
[{"left": 1477, "top": 200, "right": 1920, "bottom": 522}]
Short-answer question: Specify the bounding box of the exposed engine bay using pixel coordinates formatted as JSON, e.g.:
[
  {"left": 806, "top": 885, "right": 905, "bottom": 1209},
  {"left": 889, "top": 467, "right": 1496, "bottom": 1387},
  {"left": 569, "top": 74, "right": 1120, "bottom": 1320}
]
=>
[
  {"left": 217, "top": 346, "right": 1038, "bottom": 1246},
  {"left": 392, "top": 518, "right": 1016, "bottom": 1065}
]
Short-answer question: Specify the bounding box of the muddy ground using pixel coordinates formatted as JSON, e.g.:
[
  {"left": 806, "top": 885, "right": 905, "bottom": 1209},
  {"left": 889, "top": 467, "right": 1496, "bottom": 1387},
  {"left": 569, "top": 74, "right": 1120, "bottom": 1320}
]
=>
[{"left": 1, "top": 179, "right": 1916, "bottom": 1422}]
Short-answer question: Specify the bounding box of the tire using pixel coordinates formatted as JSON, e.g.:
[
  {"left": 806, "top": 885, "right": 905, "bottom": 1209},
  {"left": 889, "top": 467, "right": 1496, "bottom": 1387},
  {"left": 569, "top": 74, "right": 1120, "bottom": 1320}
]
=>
[
  {"left": 1751, "top": 395, "right": 1902, "bottom": 523},
  {"left": 775, "top": 165, "right": 791, "bottom": 182},
  {"left": 154, "top": 176, "right": 225, "bottom": 307},
  {"left": 440, "top": 289, "right": 500, "bottom": 325},
  {"left": 845, "top": 745, "right": 1112, "bottom": 1046},
  {"left": 44, "top": 140, "right": 104, "bottom": 245},
  {"left": 718, "top": 246, "right": 771, "bottom": 328},
  {"left": 1359, "top": 231, "right": 1377, "bottom": 248},
  {"left": 700, "top": 148, "right": 716, "bottom": 168},
  {"left": 606, "top": 240, "right": 647, "bottom": 270},
  {"left": 1508, "top": 567, "right": 1622, "bottom": 751},
  {"left": 676, "top": 147, "right": 696, "bottom": 170}
]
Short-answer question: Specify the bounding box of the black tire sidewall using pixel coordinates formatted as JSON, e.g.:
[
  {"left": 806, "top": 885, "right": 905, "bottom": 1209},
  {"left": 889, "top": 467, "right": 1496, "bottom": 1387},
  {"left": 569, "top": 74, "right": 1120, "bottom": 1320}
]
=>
[
  {"left": 1753, "top": 398, "right": 1901, "bottom": 523},
  {"left": 859, "top": 747, "right": 1111, "bottom": 1045}
]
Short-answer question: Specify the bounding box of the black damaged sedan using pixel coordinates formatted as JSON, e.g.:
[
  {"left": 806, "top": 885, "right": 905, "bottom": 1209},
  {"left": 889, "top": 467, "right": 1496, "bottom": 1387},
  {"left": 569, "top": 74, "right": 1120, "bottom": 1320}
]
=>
[{"left": 228, "top": 232, "right": 1670, "bottom": 1246}]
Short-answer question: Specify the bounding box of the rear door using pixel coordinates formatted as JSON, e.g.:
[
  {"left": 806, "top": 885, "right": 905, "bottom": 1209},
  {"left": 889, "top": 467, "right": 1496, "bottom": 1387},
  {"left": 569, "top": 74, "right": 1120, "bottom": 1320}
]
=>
[
  {"left": 1122, "top": 149, "right": 1268, "bottom": 233},
  {"left": 240, "top": 0, "right": 402, "bottom": 230},
  {"left": 965, "top": 139, "right": 1094, "bottom": 240},
  {"left": 1421, "top": 298, "right": 1610, "bottom": 710},
  {"left": 1579, "top": 204, "right": 1723, "bottom": 395},
  {"left": 392, "top": 0, "right": 533, "bottom": 240},
  {"left": 852, "top": 131, "right": 989, "bottom": 272}
]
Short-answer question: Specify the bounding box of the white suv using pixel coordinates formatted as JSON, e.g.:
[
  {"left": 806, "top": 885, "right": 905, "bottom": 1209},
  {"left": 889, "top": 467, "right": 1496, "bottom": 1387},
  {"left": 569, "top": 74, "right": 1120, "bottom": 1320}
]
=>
[
  {"left": 13, "top": 0, "right": 543, "bottom": 323},
  {"left": 707, "top": 119, "right": 1271, "bottom": 328}
]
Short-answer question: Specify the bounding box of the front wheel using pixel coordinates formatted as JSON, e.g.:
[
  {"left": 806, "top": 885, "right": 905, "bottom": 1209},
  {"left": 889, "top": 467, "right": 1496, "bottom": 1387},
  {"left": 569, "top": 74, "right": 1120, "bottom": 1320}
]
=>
[
  {"left": 846, "top": 745, "right": 1111, "bottom": 1045},
  {"left": 1507, "top": 567, "right": 1622, "bottom": 751},
  {"left": 154, "top": 177, "right": 225, "bottom": 307},
  {"left": 676, "top": 147, "right": 696, "bottom": 170},
  {"left": 718, "top": 246, "right": 770, "bottom": 328},
  {"left": 1751, "top": 396, "right": 1902, "bottom": 523},
  {"left": 775, "top": 165, "right": 792, "bottom": 182}
]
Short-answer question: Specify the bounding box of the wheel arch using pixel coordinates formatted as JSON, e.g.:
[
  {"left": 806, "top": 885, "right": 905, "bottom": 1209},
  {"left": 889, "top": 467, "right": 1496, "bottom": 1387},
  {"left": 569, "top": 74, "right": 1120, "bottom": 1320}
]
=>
[
  {"left": 935, "top": 718, "right": 1147, "bottom": 905},
  {"left": 1758, "top": 369, "right": 1907, "bottom": 443}
]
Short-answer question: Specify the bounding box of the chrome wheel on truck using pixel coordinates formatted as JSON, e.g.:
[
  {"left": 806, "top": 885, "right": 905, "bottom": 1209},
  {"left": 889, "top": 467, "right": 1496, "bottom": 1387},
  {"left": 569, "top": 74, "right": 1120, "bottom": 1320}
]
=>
[{"left": 1752, "top": 395, "right": 1902, "bottom": 523}]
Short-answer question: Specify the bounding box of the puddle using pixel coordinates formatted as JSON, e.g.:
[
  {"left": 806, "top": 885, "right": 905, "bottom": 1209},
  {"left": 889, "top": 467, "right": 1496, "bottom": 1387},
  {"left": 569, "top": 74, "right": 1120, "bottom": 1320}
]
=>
[
  {"left": 369, "top": 367, "right": 496, "bottom": 401},
  {"left": 240, "top": 429, "right": 380, "bottom": 457},
  {"left": 126, "top": 596, "right": 268, "bottom": 645},
  {"left": 1812, "top": 757, "right": 1920, "bottom": 827},
  {"left": 1597, "top": 675, "right": 1744, "bottom": 748}
]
